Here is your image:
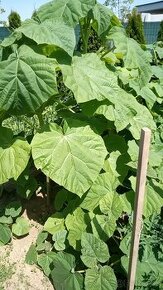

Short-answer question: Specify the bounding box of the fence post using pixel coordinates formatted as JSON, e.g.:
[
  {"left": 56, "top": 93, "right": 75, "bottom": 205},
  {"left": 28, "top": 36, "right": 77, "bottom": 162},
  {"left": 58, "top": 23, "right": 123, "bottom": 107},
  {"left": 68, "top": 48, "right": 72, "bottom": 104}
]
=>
[{"left": 128, "top": 127, "right": 151, "bottom": 290}]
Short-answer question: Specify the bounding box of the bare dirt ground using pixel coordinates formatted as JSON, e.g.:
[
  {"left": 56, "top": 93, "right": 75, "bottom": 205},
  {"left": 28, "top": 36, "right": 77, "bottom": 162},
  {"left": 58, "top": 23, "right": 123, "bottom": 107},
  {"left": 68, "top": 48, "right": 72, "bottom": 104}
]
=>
[{"left": 0, "top": 194, "right": 54, "bottom": 290}]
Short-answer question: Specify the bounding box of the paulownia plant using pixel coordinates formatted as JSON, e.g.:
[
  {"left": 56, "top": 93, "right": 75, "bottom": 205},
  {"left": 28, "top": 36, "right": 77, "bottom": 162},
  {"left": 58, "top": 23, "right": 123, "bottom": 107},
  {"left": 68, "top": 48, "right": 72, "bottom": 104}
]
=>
[{"left": 0, "top": 0, "right": 162, "bottom": 289}]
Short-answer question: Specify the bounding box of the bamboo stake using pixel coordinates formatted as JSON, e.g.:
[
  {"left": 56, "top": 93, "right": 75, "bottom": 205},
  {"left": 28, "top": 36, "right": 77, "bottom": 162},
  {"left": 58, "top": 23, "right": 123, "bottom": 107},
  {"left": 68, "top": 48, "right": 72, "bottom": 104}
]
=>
[{"left": 128, "top": 128, "right": 151, "bottom": 290}]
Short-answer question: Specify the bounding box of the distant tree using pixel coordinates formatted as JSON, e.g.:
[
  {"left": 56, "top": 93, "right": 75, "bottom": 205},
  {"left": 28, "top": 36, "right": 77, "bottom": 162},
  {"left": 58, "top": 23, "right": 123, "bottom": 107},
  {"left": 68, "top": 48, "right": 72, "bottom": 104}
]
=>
[
  {"left": 126, "top": 8, "right": 146, "bottom": 44},
  {"left": 32, "top": 9, "right": 38, "bottom": 21},
  {"left": 104, "top": 0, "right": 134, "bottom": 21},
  {"left": 8, "top": 10, "right": 21, "bottom": 30},
  {"left": 0, "top": 0, "right": 6, "bottom": 26},
  {"left": 157, "top": 21, "right": 163, "bottom": 42}
]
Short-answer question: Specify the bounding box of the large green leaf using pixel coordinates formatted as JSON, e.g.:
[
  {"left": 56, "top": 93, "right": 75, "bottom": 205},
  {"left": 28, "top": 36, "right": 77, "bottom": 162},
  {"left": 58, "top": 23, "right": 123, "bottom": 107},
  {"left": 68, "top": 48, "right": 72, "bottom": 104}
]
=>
[
  {"left": 80, "top": 99, "right": 115, "bottom": 122},
  {"left": 81, "top": 233, "right": 110, "bottom": 268},
  {"left": 38, "top": 253, "right": 56, "bottom": 276},
  {"left": 99, "top": 191, "right": 123, "bottom": 219},
  {"left": 138, "top": 86, "right": 157, "bottom": 109},
  {"left": 81, "top": 172, "right": 119, "bottom": 211},
  {"left": 51, "top": 252, "right": 83, "bottom": 290},
  {"left": 18, "top": 19, "right": 76, "bottom": 57},
  {"left": 12, "top": 217, "right": 30, "bottom": 237},
  {"left": 61, "top": 53, "right": 119, "bottom": 104},
  {"left": 103, "top": 151, "right": 129, "bottom": 183},
  {"left": 92, "top": 3, "right": 119, "bottom": 36},
  {"left": 44, "top": 213, "right": 65, "bottom": 235},
  {"left": 0, "top": 127, "right": 30, "bottom": 184},
  {"left": 91, "top": 214, "right": 117, "bottom": 241},
  {"left": 37, "top": 0, "right": 96, "bottom": 27},
  {"left": 61, "top": 54, "right": 155, "bottom": 136},
  {"left": 128, "top": 105, "right": 156, "bottom": 140},
  {"left": 0, "top": 45, "right": 58, "bottom": 115},
  {"left": 107, "top": 27, "right": 152, "bottom": 88},
  {"left": 32, "top": 122, "right": 107, "bottom": 196},
  {"left": 85, "top": 266, "right": 117, "bottom": 290},
  {"left": 1, "top": 31, "right": 22, "bottom": 48},
  {"left": 65, "top": 208, "right": 87, "bottom": 249}
]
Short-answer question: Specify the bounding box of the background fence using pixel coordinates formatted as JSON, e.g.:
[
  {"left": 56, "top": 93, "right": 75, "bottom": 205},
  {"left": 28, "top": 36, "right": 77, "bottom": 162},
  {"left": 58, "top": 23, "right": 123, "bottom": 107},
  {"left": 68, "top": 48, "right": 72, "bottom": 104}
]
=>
[
  {"left": 0, "top": 22, "right": 161, "bottom": 44},
  {"left": 144, "top": 22, "right": 161, "bottom": 43}
]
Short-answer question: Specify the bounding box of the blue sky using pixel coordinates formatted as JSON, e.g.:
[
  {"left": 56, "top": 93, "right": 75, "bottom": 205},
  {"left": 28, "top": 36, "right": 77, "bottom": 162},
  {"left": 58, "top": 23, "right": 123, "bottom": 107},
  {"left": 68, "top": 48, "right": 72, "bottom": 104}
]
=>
[{"left": 0, "top": 0, "right": 160, "bottom": 21}]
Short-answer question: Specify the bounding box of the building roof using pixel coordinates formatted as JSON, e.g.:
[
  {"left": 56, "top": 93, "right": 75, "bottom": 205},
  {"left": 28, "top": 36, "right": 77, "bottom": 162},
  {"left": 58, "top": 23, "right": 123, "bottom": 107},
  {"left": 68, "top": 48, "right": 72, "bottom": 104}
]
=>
[
  {"left": 136, "top": 1, "right": 163, "bottom": 14},
  {"left": 0, "top": 27, "right": 11, "bottom": 41}
]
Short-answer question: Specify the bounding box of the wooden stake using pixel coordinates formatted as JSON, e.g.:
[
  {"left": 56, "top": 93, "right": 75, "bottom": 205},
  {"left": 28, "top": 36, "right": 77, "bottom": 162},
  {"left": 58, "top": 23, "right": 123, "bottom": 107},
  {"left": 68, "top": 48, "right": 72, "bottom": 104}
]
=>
[{"left": 128, "top": 128, "right": 151, "bottom": 290}]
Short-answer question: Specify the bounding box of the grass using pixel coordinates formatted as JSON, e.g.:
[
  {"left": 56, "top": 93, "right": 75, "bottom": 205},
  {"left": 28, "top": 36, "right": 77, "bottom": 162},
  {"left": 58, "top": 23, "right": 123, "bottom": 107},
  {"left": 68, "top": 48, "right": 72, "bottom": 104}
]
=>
[{"left": 0, "top": 248, "right": 15, "bottom": 290}]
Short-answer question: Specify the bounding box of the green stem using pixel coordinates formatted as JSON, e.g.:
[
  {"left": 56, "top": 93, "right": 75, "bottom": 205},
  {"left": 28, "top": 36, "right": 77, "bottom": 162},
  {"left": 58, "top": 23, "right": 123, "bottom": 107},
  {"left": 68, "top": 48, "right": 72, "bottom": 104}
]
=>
[
  {"left": 77, "top": 270, "right": 86, "bottom": 273},
  {"left": 37, "top": 112, "right": 44, "bottom": 128},
  {"left": 59, "top": 101, "right": 75, "bottom": 113},
  {"left": 80, "top": 17, "right": 91, "bottom": 54},
  {"left": 109, "top": 259, "right": 121, "bottom": 267},
  {"left": 100, "top": 48, "right": 113, "bottom": 60}
]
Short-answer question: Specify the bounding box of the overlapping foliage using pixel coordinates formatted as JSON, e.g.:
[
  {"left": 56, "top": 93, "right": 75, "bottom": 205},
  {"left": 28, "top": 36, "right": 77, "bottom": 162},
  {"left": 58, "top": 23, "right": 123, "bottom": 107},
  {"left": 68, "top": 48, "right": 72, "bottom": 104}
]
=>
[{"left": 0, "top": 0, "right": 163, "bottom": 289}]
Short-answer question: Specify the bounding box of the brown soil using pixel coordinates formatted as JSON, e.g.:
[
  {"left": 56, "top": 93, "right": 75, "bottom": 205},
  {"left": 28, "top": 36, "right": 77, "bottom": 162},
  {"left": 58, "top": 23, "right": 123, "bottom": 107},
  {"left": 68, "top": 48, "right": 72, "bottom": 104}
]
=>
[{"left": 0, "top": 194, "right": 54, "bottom": 290}]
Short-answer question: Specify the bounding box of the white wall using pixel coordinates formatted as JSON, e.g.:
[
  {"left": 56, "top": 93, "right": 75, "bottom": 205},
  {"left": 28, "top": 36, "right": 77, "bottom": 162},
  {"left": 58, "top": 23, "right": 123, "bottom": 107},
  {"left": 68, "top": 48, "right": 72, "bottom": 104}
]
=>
[{"left": 141, "top": 13, "right": 163, "bottom": 22}]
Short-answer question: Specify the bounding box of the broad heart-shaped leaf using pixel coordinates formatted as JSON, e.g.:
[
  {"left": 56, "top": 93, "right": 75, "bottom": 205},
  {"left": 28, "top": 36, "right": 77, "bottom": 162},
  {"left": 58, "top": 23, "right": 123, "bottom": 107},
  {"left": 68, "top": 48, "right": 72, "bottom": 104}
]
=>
[
  {"left": 36, "top": 231, "right": 48, "bottom": 245},
  {"left": 61, "top": 54, "right": 155, "bottom": 136},
  {"left": 137, "top": 86, "right": 157, "bottom": 109},
  {"left": 17, "top": 19, "right": 76, "bottom": 57},
  {"left": 38, "top": 252, "right": 57, "bottom": 276},
  {"left": 52, "top": 230, "right": 67, "bottom": 251},
  {"left": 91, "top": 214, "right": 117, "bottom": 241},
  {"left": 129, "top": 177, "right": 163, "bottom": 217},
  {"left": 0, "top": 224, "right": 11, "bottom": 245},
  {"left": 99, "top": 191, "right": 123, "bottom": 219},
  {"left": 0, "top": 215, "right": 13, "bottom": 224},
  {"left": 92, "top": 3, "right": 116, "bottom": 36},
  {"left": 107, "top": 27, "right": 152, "bottom": 88},
  {"left": 44, "top": 213, "right": 65, "bottom": 235},
  {"left": 85, "top": 266, "right": 117, "bottom": 290},
  {"left": 80, "top": 99, "right": 115, "bottom": 122},
  {"left": 5, "top": 201, "right": 22, "bottom": 218},
  {"left": 81, "top": 172, "right": 119, "bottom": 212},
  {"left": 12, "top": 217, "right": 30, "bottom": 237},
  {"left": 32, "top": 122, "right": 107, "bottom": 196},
  {"left": 51, "top": 252, "right": 83, "bottom": 290},
  {"left": 152, "top": 65, "right": 163, "bottom": 80},
  {"left": 65, "top": 208, "right": 87, "bottom": 250},
  {"left": 0, "top": 45, "right": 58, "bottom": 115},
  {"left": 0, "top": 127, "right": 30, "bottom": 184},
  {"left": 128, "top": 105, "right": 156, "bottom": 140},
  {"left": 103, "top": 151, "right": 129, "bottom": 183},
  {"left": 61, "top": 53, "right": 119, "bottom": 104},
  {"left": 81, "top": 233, "right": 110, "bottom": 268},
  {"left": 25, "top": 244, "right": 37, "bottom": 265},
  {"left": 1, "top": 31, "right": 22, "bottom": 48},
  {"left": 37, "top": 0, "right": 96, "bottom": 27}
]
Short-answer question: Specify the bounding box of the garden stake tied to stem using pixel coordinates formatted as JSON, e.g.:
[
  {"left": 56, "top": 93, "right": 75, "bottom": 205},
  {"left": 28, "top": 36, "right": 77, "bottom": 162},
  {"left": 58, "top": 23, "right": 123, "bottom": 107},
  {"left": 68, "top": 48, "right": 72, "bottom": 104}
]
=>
[{"left": 128, "top": 128, "right": 151, "bottom": 290}]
